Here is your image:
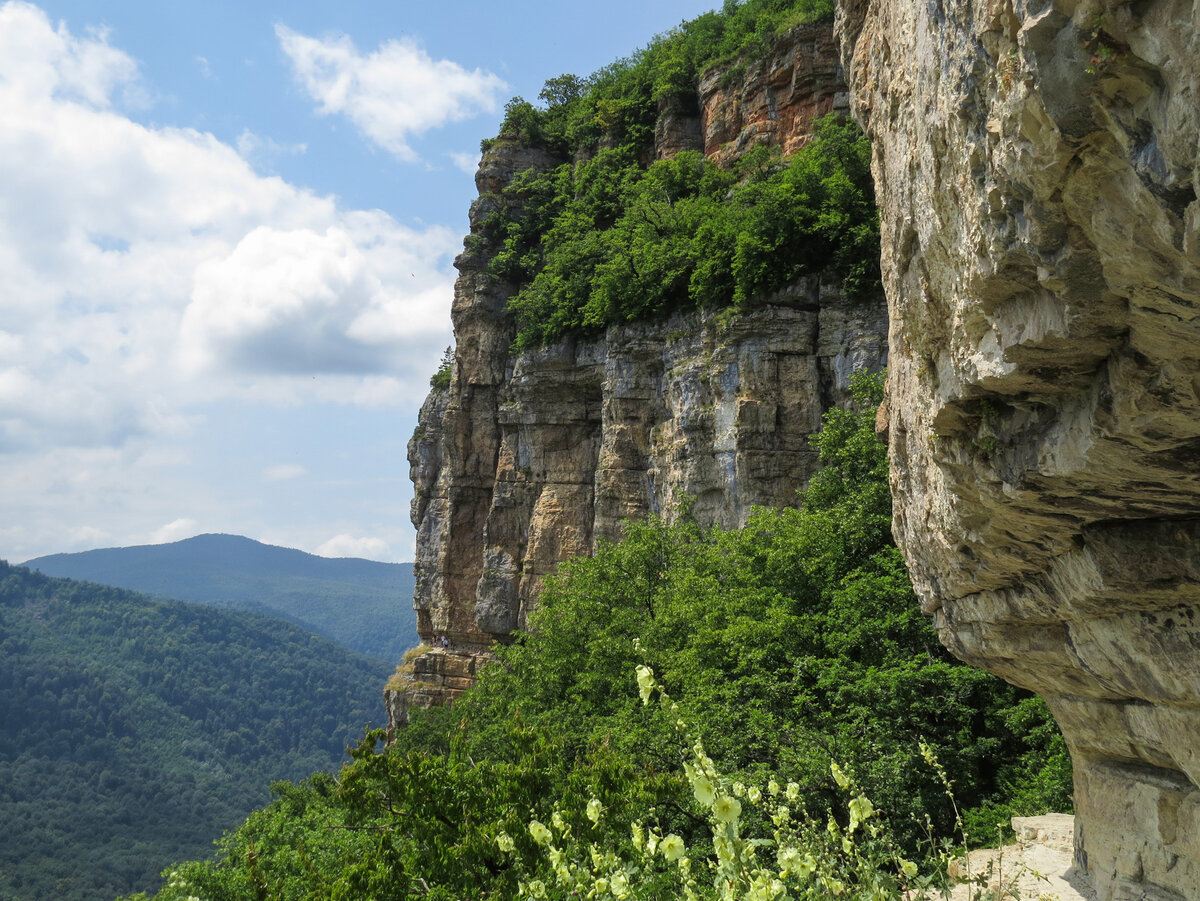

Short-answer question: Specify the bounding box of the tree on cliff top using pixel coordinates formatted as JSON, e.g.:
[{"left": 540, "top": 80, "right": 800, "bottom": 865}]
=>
[
  {"left": 471, "top": 0, "right": 875, "bottom": 350},
  {"left": 483, "top": 116, "right": 880, "bottom": 348}
]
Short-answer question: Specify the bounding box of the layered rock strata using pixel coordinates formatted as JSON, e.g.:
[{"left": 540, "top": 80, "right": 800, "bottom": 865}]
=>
[
  {"left": 389, "top": 24, "right": 887, "bottom": 723},
  {"left": 839, "top": 0, "right": 1200, "bottom": 896}
]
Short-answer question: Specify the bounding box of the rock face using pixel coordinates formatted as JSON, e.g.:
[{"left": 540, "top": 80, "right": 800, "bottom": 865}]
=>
[
  {"left": 390, "top": 24, "right": 887, "bottom": 722},
  {"left": 838, "top": 0, "right": 1200, "bottom": 895},
  {"left": 699, "top": 23, "right": 849, "bottom": 165}
]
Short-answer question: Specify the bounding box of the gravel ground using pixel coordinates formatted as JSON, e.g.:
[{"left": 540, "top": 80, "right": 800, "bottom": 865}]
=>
[{"left": 943, "top": 815, "right": 1097, "bottom": 901}]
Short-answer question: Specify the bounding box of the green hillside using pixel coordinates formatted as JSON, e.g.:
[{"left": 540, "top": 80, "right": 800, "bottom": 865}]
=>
[
  {"left": 122, "top": 376, "right": 1072, "bottom": 901},
  {"left": 0, "top": 563, "right": 392, "bottom": 901},
  {"left": 23, "top": 534, "right": 418, "bottom": 662}
]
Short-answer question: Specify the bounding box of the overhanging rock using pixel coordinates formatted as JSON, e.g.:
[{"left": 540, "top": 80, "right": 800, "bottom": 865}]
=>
[{"left": 838, "top": 0, "right": 1199, "bottom": 895}]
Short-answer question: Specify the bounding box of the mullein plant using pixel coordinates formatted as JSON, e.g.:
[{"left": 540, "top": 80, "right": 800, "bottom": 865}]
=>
[{"left": 499, "top": 655, "right": 971, "bottom": 901}]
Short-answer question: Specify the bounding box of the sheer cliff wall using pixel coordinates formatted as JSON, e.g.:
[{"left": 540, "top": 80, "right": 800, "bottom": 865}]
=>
[
  {"left": 388, "top": 24, "right": 888, "bottom": 727},
  {"left": 838, "top": 0, "right": 1200, "bottom": 895}
]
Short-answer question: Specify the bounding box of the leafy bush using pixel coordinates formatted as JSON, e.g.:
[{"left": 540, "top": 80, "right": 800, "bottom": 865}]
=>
[
  {"left": 506, "top": 668, "right": 962, "bottom": 900},
  {"left": 470, "top": 0, "right": 879, "bottom": 349},
  {"left": 486, "top": 117, "right": 879, "bottom": 348}
]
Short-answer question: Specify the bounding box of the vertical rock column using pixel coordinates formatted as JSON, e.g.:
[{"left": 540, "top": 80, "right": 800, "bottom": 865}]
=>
[
  {"left": 394, "top": 141, "right": 558, "bottom": 720},
  {"left": 839, "top": 0, "right": 1200, "bottom": 896}
]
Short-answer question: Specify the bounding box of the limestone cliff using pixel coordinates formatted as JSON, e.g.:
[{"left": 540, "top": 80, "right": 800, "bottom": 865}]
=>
[
  {"left": 390, "top": 23, "right": 887, "bottom": 723},
  {"left": 839, "top": 0, "right": 1199, "bottom": 895}
]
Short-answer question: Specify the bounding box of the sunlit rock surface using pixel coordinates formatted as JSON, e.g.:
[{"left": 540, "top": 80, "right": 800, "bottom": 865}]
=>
[{"left": 839, "top": 0, "right": 1200, "bottom": 894}]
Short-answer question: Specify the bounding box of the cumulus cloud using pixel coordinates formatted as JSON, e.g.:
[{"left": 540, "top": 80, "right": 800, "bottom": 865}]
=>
[
  {"left": 180, "top": 216, "right": 454, "bottom": 377},
  {"left": 275, "top": 24, "right": 506, "bottom": 161},
  {"left": 0, "top": 3, "right": 476, "bottom": 564},
  {"left": 0, "top": 0, "right": 456, "bottom": 460},
  {"left": 449, "top": 150, "right": 480, "bottom": 174},
  {"left": 315, "top": 533, "right": 390, "bottom": 560},
  {"left": 0, "top": 1, "right": 138, "bottom": 108},
  {"left": 236, "top": 127, "right": 307, "bottom": 166}
]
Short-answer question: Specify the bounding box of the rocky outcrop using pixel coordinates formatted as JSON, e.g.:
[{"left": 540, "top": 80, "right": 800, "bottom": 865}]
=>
[
  {"left": 700, "top": 23, "right": 849, "bottom": 165},
  {"left": 411, "top": 287, "right": 885, "bottom": 650},
  {"left": 839, "top": 0, "right": 1200, "bottom": 895},
  {"left": 388, "top": 24, "right": 887, "bottom": 724},
  {"left": 654, "top": 23, "right": 848, "bottom": 162}
]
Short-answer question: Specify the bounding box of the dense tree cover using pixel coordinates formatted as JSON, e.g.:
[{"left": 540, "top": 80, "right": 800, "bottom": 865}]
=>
[
  {"left": 486, "top": 0, "right": 836, "bottom": 160},
  {"left": 0, "top": 567, "right": 391, "bottom": 901},
  {"left": 452, "top": 374, "right": 1071, "bottom": 844},
  {"left": 24, "top": 533, "right": 419, "bottom": 661},
  {"left": 472, "top": 0, "right": 878, "bottom": 348},
  {"left": 131, "top": 730, "right": 670, "bottom": 901},
  {"left": 488, "top": 121, "right": 878, "bottom": 349},
  {"left": 126, "top": 375, "right": 1072, "bottom": 900}
]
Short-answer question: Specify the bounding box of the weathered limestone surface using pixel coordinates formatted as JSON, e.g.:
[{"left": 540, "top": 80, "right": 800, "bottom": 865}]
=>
[
  {"left": 946, "top": 814, "right": 1097, "bottom": 900},
  {"left": 655, "top": 23, "right": 848, "bottom": 161},
  {"left": 838, "top": 0, "right": 1200, "bottom": 894},
  {"left": 388, "top": 24, "right": 887, "bottom": 723},
  {"left": 701, "top": 23, "right": 850, "bottom": 164}
]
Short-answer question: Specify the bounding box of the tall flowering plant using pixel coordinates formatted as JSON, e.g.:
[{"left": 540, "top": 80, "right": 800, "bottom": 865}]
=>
[{"left": 498, "top": 656, "right": 954, "bottom": 900}]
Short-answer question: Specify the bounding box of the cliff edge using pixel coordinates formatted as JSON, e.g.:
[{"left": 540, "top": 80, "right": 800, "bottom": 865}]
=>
[
  {"left": 389, "top": 23, "right": 888, "bottom": 726},
  {"left": 839, "top": 0, "right": 1199, "bottom": 895}
]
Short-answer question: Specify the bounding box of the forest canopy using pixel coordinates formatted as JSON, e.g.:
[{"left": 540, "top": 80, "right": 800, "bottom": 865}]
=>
[
  {"left": 0, "top": 567, "right": 390, "bottom": 901},
  {"left": 470, "top": 0, "right": 879, "bottom": 349}
]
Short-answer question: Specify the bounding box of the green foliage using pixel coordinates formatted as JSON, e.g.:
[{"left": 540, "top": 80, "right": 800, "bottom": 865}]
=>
[
  {"left": 132, "top": 373, "right": 1071, "bottom": 900},
  {"left": 429, "top": 345, "right": 454, "bottom": 390},
  {"left": 507, "top": 672, "right": 959, "bottom": 900},
  {"left": 489, "top": 117, "right": 879, "bottom": 348},
  {"left": 454, "top": 373, "right": 1069, "bottom": 850},
  {"left": 0, "top": 565, "right": 390, "bottom": 901},
  {"left": 471, "top": 0, "right": 878, "bottom": 348},
  {"left": 127, "top": 725, "right": 674, "bottom": 901},
  {"left": 493, "top": 0, "right": 838, "bottom": 158}
]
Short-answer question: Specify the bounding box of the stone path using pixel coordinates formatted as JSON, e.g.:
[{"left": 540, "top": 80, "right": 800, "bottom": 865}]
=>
[{"left": 944, "top": 815, "right": 1096, "bottom": 901}]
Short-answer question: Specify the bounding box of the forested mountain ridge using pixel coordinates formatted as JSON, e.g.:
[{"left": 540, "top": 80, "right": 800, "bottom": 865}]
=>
[
  {"left": 0, "top": 561, "right": 391, "bottom": 901},
  {"left": 24, "top": 533, "right": 418, "bottom": 661}
]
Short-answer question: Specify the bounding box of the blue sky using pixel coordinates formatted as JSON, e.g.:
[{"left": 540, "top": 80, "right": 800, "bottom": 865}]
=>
[{"left": 1, "top": 0, "right": 713, "bottom": 563}]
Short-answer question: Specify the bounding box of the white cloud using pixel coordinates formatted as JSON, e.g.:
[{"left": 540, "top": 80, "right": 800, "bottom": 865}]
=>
[
  {"left": 275, "top": 23, "right": 506, "bottom": 161},
  {"left": 180, "top": 217, "right": 454, "bottom": 377},
  {"left": 315, "top": 533, "right": 390, "bottom": 560},
  {"left": 0, "top": 0, "right": 456, "bottom": 460},
  {"left": 236, "top": 127, "right": 306, "bottom": 166},
  {"left": 149, "top": 517, "right": 198, "bottom": 544},
  {"left": 263, "top": 463, "right": 307, "bottom": 481},
  {"left": 0, "top": 1, "right": 138, "bottom": 109},
  {"left": 449, "top": 150, "right": 480, "bottom": 174}
]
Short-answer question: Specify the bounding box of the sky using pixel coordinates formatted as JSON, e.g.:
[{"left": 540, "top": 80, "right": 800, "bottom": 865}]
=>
[{"left": 0, "top": 0, "right": 717, "bottom": 564}]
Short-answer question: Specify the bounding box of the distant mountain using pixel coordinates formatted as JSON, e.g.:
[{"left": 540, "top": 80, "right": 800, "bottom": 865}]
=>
[
  {"left": 23, "top": 533, "right": 418, "bottom": 662},
  {"left": 0, "top": 561, "right": 393, "bottom": 901}
]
